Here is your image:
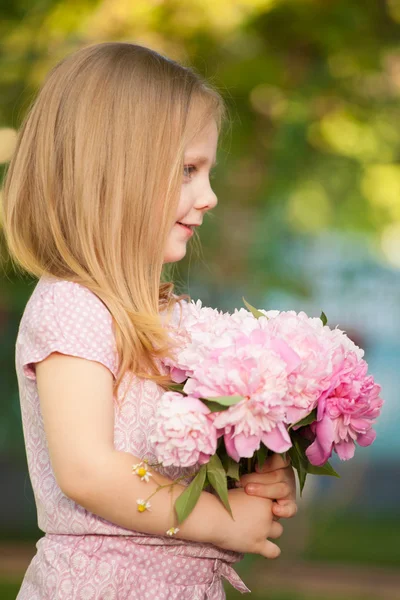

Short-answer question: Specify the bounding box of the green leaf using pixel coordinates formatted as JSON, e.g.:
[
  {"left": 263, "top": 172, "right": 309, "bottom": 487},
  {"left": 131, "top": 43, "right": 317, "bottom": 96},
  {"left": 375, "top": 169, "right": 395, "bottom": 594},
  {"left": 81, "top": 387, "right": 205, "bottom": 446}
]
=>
[
  {"left": 320, "top": 311, "right": 328, "bottom": 326},
  {"left": 203, "top": 395, "right": 244, "bottom": 407},
  {"left": 167, "top": 382, "right": 187, "bottom": 394},
  {"left": 220, "top": 451, "right": 229, "bottom": 471},
  {"left": 202, "top": 400, "right": 230, "bottom": 413},
  {"left": 225, "top": 456, "right": 240, "bottom": 481},
  {"left": 175, "top": 464, "right": 207, "bottom": 524},
  {"left": 290, "top": 433, "right": 314, "bottom": 496},
  {"left": 288, "top": 446, "right": 308, "bottom": 496},
  {"left": 307, "top": 461, "right": 340, "bottom": 478},
  {"left": 293, "top": 432, "right": 311, "bottom": 454},
  {"left": 219, "top": 447, "right": 240, "bottom": 480},
  {"left": 289, "top": 430, "right": 340, "bottom": 491},
  {"left": 242, "top": 297, "right": 267, "bottom": 320},
  {"left": 256, "top": 443, "right": 268, "bottom": 470},
  {"left": 279, "top": 451, "right": 288, "bottom": 463},
  {"left": 289, "top": 408, "right": 317, "bottom": 430},
  {"left": 203, "top": 400, "right": 226, "bottom": 413},
  {"left": 206, "top": 454, "right": 233, "bottom": 518}
]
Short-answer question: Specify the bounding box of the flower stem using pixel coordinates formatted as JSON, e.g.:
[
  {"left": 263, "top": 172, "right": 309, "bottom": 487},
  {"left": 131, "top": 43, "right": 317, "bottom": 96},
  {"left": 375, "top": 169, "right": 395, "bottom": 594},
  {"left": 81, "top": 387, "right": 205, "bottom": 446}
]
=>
[{"left": 143, "top": 470, "right": 199, "bottom": 504}]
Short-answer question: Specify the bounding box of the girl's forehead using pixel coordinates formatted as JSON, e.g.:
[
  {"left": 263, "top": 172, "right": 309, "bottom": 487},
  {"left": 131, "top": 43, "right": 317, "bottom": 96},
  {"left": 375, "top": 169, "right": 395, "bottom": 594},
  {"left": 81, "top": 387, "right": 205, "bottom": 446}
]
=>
[{"left": 184, "top": 119, "right": 218, "bottom": 162}]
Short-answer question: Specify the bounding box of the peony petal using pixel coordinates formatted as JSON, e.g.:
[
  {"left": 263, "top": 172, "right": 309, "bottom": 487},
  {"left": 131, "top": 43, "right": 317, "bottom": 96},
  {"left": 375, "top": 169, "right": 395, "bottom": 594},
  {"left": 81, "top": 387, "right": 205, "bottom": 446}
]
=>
[
  {"left": 224, "top": 430, "right": 240, "bottom": 462},
  {"left": 249, "top": 328, "right": 268, "bottom": 345},
  {"left": 183, "top": 378, "right": 197, "bottom": 395},
  {"left": 350, "top": 418, "right": 371, "bottom": 433},
  {"left": 234, "top": 432, "right": 261, "bottom": 458},
  {"left": 335, "top": 440, "right": 355, "bottom": 460},
  {"left": 270, "top": 336, "right": 302, "bottom": 372},
  {"left": 198, "top": 452, "right": 212, "bottom": 465},
  {"left": 170, "top": 367, "right": 188, "bottom": 383},
  {"left": 287, "top": 406, "right": 314, "bottom": 426},
  {"left": 262, "top": 423, "right": 292, "bottom": 453},
  {"left": 171, "top": 395, "right": 211, "bottom": 415},
  {"left": 306, "top": 415, "right": 335, "bottom": 466},
  {"left": 357, "top": 428, "right": 376, "bottom": 447}
]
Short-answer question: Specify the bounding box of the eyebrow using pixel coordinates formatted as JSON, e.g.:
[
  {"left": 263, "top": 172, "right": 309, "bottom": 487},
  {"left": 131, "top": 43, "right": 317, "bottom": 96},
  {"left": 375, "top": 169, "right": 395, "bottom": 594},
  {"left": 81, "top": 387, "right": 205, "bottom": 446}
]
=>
[{"left": 185, "top": 155, "right": 218, "bottom": 168}]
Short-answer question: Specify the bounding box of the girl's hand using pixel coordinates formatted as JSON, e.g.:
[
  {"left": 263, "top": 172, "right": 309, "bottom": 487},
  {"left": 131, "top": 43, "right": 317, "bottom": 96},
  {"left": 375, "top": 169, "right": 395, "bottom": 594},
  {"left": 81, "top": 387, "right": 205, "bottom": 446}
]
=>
[
  {"left": 236, "top": 453, "right": 297, "bottom": 520},
  {"left": 214, "top": 488, "right": 283, "bottom": 558}
]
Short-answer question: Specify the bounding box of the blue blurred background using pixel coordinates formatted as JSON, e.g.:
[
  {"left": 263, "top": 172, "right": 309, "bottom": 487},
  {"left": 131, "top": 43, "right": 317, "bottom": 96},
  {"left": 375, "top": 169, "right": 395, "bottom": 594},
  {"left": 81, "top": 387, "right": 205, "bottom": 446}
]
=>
[{"left": 1, "top": 1, "right": 399, "bottom": 598}]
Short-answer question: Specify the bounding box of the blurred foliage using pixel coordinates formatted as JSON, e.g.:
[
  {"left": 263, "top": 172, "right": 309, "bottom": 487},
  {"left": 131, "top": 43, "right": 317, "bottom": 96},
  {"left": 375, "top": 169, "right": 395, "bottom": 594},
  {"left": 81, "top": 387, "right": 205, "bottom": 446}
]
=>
[
  {"left": 1, "top": 0, "right": 400, "bottom": 291},
  {"left": 305, "top": 512, "right": 400, "bottom": 567},
  {"left": 1, "top": 0, "right": 400, "bottom": 456}
]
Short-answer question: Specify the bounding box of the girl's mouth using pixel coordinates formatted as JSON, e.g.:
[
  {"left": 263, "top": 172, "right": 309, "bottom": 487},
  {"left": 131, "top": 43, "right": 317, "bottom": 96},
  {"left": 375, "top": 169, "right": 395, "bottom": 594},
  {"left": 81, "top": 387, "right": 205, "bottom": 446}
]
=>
[{"left": 176, "top": 222, "right": 194, "bottom": 235}]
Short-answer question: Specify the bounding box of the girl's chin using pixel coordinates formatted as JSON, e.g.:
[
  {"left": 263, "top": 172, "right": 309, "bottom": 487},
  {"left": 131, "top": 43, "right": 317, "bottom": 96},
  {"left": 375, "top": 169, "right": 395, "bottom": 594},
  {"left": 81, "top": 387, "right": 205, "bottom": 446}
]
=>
[{"left": 163, "top": 243, "right": 188, "bottom": 264}]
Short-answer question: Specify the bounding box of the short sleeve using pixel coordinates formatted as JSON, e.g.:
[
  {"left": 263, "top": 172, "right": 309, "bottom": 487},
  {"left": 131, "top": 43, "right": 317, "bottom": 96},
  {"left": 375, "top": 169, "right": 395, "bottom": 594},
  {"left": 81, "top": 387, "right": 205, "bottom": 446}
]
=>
[{"left": 17, "top": 280, "right": 120, "bottom": 382}]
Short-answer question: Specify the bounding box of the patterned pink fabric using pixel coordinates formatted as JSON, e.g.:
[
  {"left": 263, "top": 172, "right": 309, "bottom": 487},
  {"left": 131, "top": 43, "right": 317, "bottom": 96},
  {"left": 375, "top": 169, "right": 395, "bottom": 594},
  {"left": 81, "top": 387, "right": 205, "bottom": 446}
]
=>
[
  {"left": 15, "top": 276, "right": 249, "bottom": 599},
  {"left": 17, "top": 534, "right": 249, "bottom": 599}
]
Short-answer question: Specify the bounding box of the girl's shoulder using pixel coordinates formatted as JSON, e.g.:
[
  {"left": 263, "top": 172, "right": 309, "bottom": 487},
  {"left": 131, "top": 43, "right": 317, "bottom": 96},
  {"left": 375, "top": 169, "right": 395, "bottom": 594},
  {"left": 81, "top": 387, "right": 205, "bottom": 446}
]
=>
[
  {"left": 20, "top": 275, "right": 115, "bottom": 344},
  {"left": 17, "top": 275, "right": 119, "bottom": 382},
  {"left": 33, "top": 274, "right": 110, "bottom": 310}
]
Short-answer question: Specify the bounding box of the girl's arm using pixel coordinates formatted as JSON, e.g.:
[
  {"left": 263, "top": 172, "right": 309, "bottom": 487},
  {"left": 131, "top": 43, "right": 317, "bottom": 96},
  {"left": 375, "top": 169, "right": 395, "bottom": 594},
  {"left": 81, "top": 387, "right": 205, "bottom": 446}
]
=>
[{"left": 34, "top": 352, "right": 237, "bottom": 545}]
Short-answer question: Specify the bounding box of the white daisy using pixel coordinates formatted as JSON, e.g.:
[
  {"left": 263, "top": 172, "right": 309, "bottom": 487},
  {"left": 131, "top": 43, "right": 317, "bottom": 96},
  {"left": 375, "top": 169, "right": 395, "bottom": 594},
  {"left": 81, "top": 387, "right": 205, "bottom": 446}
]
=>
[
  {"left": 132, "top": 461, "right": 144, "bottom": 470},
  {"left": 136, "top": 499, "right": 152, "bottom": 513},
  {"left": 132, "top": 462, "right": 153, "bottom": 482},
  {"left": 166, "top": 527, "right": 180, "bottom": 536}
]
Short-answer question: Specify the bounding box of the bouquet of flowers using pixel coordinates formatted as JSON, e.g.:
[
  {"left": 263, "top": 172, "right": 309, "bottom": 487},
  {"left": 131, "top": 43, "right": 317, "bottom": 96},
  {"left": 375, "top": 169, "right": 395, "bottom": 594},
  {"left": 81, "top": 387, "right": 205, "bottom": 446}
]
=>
[{"left": 131, "top": 298, "right": 383, "bottom": 534}]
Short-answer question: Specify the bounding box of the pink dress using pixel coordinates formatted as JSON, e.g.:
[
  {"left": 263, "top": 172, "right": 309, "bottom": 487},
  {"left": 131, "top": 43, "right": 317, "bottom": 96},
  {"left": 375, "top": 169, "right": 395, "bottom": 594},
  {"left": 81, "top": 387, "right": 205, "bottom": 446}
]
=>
[{"left": 15, "top": 275, "right": 250, "bottom": 599}]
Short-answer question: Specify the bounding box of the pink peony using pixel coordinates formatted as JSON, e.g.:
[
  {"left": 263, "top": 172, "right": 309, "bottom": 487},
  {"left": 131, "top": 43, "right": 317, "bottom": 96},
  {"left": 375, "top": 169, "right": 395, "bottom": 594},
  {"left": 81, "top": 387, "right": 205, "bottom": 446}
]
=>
[
  {"left": 162, "top": 300, "right": 235, "bottom": 382},
  {"left": 159, "top": 300, "right": 382, "bottom": 469},
  {"left": 183, "top": 331, "right": 293, "bottom": 458},
  {"left": 149, "top": 392, "right": 217, "bottom": 467},
  {"left": 306, "top": 353, "right": 384, "bottom": 466},
  {"left": 183, "top": 331, "right": 289, "bottom": 402},
  {"left": 260, "top": 311, "right": 347, "bottom": 424},
  {"left": 211, "top": 398, "right": 292, "bottom": 460}
]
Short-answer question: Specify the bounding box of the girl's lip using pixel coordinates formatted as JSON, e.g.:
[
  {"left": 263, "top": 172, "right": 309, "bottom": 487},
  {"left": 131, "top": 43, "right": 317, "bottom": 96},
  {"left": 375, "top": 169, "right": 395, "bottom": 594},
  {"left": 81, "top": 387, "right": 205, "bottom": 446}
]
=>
[{"left": 176, "top": 222, "right": 194, "bottom": 236}]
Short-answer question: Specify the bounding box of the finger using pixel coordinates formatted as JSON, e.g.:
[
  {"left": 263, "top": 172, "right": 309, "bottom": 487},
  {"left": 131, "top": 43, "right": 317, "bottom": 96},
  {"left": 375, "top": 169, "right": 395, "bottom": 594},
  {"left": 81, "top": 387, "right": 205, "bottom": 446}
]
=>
[
  {"left": 272, "top": 501, "right": 298, "bottom": 519},
  {"left": 244, "top": 481, "right": 292, "bottom": 500},
  {"left": 268, "top": 520, "right": 284, "bottom": 539},
  {"left": 238, "top": 468, "right": 291, "bottom": 488},
  {"left": 259, "top": 539, "right": 281, "bottom": 560},
  {"left": 256, "top": 453, "right": 291, "bottom": 473}
]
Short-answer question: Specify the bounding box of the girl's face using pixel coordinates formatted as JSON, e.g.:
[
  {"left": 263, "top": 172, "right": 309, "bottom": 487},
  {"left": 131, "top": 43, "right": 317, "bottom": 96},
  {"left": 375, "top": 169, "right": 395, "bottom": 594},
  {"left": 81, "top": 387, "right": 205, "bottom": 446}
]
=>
[{"left": 163, "top": 118, "right": 219, "bottom": 263}]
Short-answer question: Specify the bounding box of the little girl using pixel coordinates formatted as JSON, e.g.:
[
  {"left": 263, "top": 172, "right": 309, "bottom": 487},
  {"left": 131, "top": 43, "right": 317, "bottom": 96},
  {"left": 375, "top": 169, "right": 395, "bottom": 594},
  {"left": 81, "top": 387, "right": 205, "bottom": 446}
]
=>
[{"left": 2, "top": 42, "right": 297, "bottom": 599}]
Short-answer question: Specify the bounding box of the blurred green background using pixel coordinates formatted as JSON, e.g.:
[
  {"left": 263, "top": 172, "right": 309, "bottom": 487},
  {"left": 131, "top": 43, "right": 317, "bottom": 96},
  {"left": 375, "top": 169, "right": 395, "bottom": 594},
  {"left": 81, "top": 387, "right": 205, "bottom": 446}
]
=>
[{"left": 1, "top": 0, "right": 400, "bottom": 598}]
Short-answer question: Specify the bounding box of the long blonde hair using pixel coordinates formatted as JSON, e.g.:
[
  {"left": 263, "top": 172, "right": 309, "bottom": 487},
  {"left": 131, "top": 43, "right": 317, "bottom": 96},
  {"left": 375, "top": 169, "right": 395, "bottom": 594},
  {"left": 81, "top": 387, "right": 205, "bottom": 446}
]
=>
[{"left": 1, "top": 42, "right": 228, "bottom": 405}]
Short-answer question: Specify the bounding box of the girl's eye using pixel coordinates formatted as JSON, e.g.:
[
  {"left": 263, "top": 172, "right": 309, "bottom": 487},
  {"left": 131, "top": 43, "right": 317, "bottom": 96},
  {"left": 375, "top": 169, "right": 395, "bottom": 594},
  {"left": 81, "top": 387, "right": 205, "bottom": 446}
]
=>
[
  {"left": 183, "top": 165, "right": 197, "bottom": 179},
  {"left": 183, "top": 164, "right": 217, "bottom": 182}
]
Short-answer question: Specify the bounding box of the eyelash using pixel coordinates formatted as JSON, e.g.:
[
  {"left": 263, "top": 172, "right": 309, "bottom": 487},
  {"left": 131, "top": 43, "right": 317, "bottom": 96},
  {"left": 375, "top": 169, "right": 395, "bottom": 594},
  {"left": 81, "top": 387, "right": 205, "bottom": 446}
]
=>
[
  {"left": 183, "top": 165, "right": 197, "bottom": 178},
  {"left": 183, "top": 164, "right": 216, "bottom": 181}
]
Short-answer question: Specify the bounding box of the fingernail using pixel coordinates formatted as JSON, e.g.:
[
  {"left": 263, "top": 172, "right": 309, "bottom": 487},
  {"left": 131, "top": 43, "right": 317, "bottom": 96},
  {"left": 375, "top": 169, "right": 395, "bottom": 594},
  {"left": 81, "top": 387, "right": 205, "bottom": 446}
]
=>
[{"left": 246, "top": 485, "right": 256, "bottom": 493}]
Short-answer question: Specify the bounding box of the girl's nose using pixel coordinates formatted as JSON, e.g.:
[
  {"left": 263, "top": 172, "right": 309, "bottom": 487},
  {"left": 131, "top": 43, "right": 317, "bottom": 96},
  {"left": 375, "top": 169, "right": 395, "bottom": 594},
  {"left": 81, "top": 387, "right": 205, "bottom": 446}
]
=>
[{"left": 195, "top": 189, "right": 218, "bottom": 212}]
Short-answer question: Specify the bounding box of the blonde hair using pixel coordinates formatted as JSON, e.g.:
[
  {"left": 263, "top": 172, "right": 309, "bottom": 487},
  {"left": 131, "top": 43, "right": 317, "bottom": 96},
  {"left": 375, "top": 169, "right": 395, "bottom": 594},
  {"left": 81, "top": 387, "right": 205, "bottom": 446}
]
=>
[{"left": 1, "top": 41, "right": 228, "bottom": 405}]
